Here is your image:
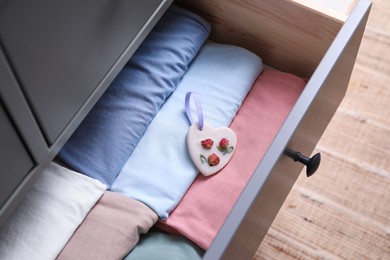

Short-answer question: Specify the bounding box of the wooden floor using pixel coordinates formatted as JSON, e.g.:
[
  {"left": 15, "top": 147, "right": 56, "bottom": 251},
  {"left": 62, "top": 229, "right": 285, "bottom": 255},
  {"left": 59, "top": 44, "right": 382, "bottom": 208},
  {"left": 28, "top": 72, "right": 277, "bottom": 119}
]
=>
[{"left": 254, "top": 0, "right": 390, "bottom": 259}]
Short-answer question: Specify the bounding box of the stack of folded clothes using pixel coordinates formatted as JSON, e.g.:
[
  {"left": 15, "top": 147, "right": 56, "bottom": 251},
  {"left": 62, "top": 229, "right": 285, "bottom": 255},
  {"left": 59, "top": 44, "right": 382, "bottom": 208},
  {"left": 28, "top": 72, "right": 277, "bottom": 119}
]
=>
[
  {"left": 157, "top": 69, "right": 306, "bottom": 250},
  {"left": 110, "top": 41, "right": 263, "bottom": 220},
  {"left": 0, "top": 4, "right": 307, "bottom": 259},
  {"left": 58, "top": 4, "right": 212, "bottom": 188}
]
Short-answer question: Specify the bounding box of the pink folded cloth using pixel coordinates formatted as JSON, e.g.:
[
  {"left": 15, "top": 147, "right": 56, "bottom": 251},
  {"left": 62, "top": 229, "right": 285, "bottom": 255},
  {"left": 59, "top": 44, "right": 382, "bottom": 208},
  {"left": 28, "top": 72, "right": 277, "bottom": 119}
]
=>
[
  {"left": 57, "top": 191, "right": 158, "bottom": 260},
  {"left": 157, "top": 69, "right": 306, "bottom": 249}
]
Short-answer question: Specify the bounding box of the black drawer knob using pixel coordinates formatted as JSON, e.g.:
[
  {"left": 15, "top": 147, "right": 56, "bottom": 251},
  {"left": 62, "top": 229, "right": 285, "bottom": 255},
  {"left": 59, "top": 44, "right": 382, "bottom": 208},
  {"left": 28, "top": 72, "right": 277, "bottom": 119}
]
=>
[{"left": 285, "top": 149, "right": 321, "bottom": 177}]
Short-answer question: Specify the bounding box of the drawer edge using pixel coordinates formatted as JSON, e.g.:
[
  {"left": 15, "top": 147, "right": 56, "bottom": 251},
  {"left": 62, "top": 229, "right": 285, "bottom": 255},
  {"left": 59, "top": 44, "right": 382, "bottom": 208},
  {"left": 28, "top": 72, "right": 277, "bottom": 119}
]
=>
[
  {"left": 49, "top": 0, "right": 173, "bottom": 156},
  {"left": 204, "top": 1, "right": 371, "bottom": 259}
]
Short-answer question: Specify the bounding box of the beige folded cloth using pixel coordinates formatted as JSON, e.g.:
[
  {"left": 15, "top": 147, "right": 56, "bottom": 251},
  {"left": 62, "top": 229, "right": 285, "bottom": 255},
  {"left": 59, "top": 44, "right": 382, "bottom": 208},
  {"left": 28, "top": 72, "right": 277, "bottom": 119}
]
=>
[{"left": 57, "top": 191, "right": 158, "bottom": 260}]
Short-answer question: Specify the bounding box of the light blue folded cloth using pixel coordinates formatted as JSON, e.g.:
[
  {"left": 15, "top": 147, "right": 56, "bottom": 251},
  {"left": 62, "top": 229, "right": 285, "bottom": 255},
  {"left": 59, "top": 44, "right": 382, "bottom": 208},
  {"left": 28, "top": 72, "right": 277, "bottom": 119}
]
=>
[
  {"left": 111, "top": 42, "right": 263, "bottom": 219},
  {"left": 58, "top": 4, "right": 210, "bottom": 187},
  {"left": 125, "top": 231, "right": 204, "bottom": 260}
]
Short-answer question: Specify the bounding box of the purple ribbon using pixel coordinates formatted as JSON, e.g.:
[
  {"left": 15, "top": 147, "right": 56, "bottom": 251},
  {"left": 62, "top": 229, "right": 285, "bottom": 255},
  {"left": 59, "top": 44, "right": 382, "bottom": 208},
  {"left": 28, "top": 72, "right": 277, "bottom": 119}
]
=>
[{"left": 185, "top": 92, "right": 204, "bottom": 130}]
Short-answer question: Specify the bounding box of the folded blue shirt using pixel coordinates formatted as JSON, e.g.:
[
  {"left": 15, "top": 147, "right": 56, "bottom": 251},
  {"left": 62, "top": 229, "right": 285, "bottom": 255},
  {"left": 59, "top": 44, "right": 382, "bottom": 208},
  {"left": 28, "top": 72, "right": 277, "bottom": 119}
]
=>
[
  {"left": 111, "top": 42, "right": 263, "bottom": 219},
  {"left": 58, "top": 4, "right": 210, "bottom": 187}
]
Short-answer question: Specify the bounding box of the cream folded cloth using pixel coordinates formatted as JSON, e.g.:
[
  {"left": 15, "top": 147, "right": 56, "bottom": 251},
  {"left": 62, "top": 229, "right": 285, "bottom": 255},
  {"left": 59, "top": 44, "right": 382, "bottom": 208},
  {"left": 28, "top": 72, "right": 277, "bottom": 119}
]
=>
[{"left": 0, "top": 162, "right": 106, "bottom": 260}]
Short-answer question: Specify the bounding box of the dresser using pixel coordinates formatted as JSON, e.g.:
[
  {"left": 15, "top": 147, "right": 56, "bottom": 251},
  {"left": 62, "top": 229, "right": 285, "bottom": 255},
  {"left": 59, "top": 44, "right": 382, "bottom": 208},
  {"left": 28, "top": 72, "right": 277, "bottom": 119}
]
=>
[{"left": 0, "top": 0, "right": 371, "bottom": 258}]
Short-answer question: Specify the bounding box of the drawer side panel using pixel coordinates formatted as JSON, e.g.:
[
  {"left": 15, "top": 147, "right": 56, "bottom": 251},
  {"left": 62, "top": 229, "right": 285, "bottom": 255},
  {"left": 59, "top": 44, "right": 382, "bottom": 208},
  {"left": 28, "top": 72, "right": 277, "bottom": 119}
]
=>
[
  {"left": 178, "top": 0, "right": 344, "bottom": 78},
  {"left": 204, "top": 1, "right": 371, "bottom": 259}
]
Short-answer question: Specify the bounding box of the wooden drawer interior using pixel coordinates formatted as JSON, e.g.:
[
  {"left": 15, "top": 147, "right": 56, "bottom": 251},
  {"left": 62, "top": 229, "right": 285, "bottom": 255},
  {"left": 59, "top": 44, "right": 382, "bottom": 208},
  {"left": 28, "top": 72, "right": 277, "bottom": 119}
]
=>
[
  {"left": 177, "top": 0, "right": 346, "bottom": 78},
  {"left": 174, "top": 0, "right": 371, "bottom": 259}
]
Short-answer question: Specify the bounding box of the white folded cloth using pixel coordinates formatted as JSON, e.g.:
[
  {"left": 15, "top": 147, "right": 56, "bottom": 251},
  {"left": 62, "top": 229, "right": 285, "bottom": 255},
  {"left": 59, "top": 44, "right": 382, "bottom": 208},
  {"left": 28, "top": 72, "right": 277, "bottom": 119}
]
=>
[{"left": 0, "top": 162, "right": 106, "bottom": 260}]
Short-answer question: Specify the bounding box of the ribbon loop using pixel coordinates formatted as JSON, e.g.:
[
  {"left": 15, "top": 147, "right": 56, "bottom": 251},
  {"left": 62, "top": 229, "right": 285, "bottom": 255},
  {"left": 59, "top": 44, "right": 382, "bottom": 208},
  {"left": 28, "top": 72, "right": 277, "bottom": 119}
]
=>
[{"left": 185, "top": 92, "right": 204, "bottom": 130}]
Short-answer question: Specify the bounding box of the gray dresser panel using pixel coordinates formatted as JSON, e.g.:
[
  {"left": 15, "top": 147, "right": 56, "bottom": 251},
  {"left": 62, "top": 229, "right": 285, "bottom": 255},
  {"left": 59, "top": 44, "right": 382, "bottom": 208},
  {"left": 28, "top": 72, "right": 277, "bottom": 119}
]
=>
[
  {"left": 0, "top": 46, "right": 48, "bottom": 163},
  {"left": 0, "top": 103, "right": 33, "bottom": 208},
  {"left": 0, "top": 0, "right": 164, "bottom": 143}
]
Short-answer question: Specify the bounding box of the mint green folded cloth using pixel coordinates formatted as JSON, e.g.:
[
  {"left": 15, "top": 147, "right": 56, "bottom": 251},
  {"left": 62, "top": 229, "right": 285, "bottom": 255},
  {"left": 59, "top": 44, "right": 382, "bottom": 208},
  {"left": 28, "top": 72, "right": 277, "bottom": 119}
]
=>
[{"left": 125, "top": 231, "right": 204, "bottom": 260}]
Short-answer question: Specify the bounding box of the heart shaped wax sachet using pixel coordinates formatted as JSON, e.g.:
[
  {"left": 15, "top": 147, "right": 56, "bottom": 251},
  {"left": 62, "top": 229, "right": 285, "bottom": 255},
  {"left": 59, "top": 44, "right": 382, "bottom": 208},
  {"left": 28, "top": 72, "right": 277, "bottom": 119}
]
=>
[
  {"left": 184, "top": 91, "right": 237, "bottom": 176},
  {"left": 187, "top": 123, "right": 237, "bottom": 176}
]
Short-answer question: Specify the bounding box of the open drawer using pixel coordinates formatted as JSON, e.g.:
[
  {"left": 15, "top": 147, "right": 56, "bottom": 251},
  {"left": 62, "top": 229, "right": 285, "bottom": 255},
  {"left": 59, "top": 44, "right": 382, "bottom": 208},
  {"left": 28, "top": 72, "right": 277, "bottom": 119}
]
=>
[
  {"left": 0, "top": 0, "right": 371, "bottom": 258},
  {"left": 172, "top": 0, "right": 371, "bottom": 259}
]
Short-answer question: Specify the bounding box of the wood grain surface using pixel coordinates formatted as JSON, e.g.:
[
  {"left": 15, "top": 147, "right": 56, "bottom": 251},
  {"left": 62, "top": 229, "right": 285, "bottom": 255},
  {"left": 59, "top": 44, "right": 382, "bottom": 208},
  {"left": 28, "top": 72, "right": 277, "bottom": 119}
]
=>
[
  {"left": 178, "top": 0, "right": 344, "bottom": 78},
  {"left": 254, "top": 0, "right": 390, "bottom": 259}
]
